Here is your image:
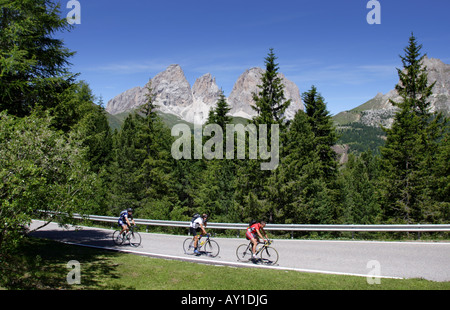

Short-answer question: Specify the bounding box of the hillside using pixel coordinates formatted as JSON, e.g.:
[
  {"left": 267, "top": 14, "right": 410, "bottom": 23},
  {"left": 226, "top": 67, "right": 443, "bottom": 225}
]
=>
[{"left": 333, "top": 56, "right": 450, "bottom": 128}]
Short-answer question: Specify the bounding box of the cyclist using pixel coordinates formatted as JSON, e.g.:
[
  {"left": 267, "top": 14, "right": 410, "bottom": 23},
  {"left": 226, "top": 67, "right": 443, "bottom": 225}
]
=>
[
  {"left": 246, "top": 220, "right": 269, "bottom": 259},
  {"left": 190, "top": 213, "right": 208, "bottom": 255},
  {"left": 118, "top": 208, "right": 135, "bottom": 237}
]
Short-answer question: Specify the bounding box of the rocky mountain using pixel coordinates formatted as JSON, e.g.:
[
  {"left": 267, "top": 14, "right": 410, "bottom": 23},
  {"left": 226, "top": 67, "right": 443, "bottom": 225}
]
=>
[
  {"left": 106, "top": 64, "right": 199, "bottom": 122},
  {"left": 150, "top": 64, "right": 194, "bottom": 118},
  {"left": 106, "top": 64, "right": 304, "bottom": 124},
  {"left": 228, "top": 67, "right": 303, "bottom": 120},
  {"left": 333, "top": 56, "right": 450, "bottom": 128},
  {"left": 187, "top": 73, "right": 221, "bottom": 124},
  {"left": 105, "top": 86, "right": 146, "bottom": 115}
]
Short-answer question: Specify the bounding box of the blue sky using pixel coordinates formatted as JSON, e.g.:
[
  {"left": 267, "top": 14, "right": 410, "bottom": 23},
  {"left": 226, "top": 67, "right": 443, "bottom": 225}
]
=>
[{"left": 57, "top": 0, "right": 450, "bottom": 115}]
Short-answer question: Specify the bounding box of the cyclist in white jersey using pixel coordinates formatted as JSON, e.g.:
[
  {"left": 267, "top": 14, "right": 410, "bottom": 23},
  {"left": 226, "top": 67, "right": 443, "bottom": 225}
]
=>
[{"left": 189, "top": 214, "right": 208, "bottom": 255}]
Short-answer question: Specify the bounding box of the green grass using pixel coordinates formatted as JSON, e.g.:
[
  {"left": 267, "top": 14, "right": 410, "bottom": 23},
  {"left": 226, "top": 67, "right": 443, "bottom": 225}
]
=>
[{"left": 1, "top": 237, "right": 449, "bottom": 290}]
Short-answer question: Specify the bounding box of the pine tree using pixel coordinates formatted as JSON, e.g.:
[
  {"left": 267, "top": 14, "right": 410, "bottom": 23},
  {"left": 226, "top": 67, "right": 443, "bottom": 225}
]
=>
[
  {"left": 268, "top": 107, "right": 342, "bottom": 225},
  {"left": 429, "top": 130, "right": 450, "bottom": 222},
  {"left": 252, "top": 48, "right": 291, "bottom": 127},
  {"left": 379, "top": 34, "right": 447, "bottom": 223},
  {"left": 339, "top": 151, "right": 381, "bottom": 224},
  {"left": 284, "top": 86, "right": 342, "bottom": 224},
  {"left": 140, "top": 81, "right": 158, "bottom": 126},
  {"left": 266, "top": 110, "right": 316, "bottom": 224},
  {"left": 198, "top": 89, "right": 236, "bottom": 221},
  {"left": 394, "top": 34, "right": 435, "bottom": 120},
  {"left": 107, "top": 81, "right": 181, "bottom": 220},
  {"left": 194, "top": 158, "right": 237, "bottom": 222},
  {"left": 0, "top": 0, "right": 76, "bottom": 117},
  {"left": 302, "top": 86, "right": 338, "bottom": 179},
  {"left": 207, "top": 89, "right": 231, "bottom": 128},
  {"left": 235, "top": 49, "right": 291, "bottom": 223},
  {"left": 107, "top": 114, "right": 143, "bottom": 215}
]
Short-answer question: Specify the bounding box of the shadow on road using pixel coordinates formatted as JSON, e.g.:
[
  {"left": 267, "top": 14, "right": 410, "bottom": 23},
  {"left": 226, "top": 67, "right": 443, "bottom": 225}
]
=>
[
  {"left": 0, "top": 226, "right": 143, "bottom": 289},
  {"left": 1, "top": 233, "right": 135, "bottom": 290},
  {"left": 30, "top": 226, "right": 115, "bottom": 248}
]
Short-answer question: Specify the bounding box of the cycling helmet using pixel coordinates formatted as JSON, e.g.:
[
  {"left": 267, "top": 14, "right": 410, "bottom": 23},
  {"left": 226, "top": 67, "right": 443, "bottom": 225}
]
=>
[{"left": 127, "top": 208, "right": 133, "bottom": 213}]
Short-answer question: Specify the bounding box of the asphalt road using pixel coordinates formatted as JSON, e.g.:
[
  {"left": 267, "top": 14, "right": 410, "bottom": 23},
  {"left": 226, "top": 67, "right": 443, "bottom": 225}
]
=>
[{"left": 29, "top": 220, "right": 450, "bottom": 282}]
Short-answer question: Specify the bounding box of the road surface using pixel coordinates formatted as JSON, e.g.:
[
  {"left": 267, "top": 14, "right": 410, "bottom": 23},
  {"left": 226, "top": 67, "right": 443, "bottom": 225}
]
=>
[{"left": 29, "top": 220, "right": 450, "bottom": 282}]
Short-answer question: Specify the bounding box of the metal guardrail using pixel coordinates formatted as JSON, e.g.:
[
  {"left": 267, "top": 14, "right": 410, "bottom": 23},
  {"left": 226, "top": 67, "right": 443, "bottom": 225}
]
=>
[{"left": 67, "top": 213, "right": 450, "bottom": 233}]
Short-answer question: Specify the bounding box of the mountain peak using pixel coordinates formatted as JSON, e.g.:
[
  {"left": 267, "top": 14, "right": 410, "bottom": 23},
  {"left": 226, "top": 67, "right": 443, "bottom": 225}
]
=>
[
  {"left": 106, "top": 65, "right": 303, "bottom": 124},
  {"left": 184, "top": 73, "right": 221, "bottom": 124},
  {"left": 165, "top": 63, "right": 183, "bottom": 72}
]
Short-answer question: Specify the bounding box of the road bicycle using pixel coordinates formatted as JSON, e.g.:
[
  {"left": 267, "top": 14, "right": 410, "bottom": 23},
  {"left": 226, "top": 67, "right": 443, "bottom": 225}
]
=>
[
  {"left": 112, "top": 225, "right": 142, "bottom": 247},
  {"left": 236, "top": 240, "right": 279, "bottom": 265},
  {"left": 183, "top": 234, "right": 220, "bottom": 257}
]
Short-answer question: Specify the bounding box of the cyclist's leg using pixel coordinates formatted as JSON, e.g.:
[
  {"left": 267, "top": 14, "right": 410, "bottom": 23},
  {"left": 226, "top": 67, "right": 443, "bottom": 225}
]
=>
[
  {"left": 120, "top": 223, "right": 129, "bottom": 236},
  {"left": 245, "top": 230, "right": 258, "bottom": 257},
  {"left": 190, "top": 227, "right": 200, "bottom": 253},
  {"left": 118, "top": 220, "right": 125, "bottom": 234},
  {"left": 250, "top": 237, "right": 259, "bottom": 258},
  {"left": 193, "top": 235, "right": 199, "bottom": 247}
]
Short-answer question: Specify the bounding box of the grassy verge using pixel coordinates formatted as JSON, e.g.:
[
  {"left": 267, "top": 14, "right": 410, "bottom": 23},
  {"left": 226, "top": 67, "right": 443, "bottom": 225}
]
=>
[{"left": 1, "top": 237, "right": 449, "bottom": 290}]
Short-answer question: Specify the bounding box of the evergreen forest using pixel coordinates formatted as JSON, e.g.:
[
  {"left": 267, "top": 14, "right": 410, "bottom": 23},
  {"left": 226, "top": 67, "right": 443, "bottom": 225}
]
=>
[{"left": 1, "top": 1, "right": 449, "bottom": 260}]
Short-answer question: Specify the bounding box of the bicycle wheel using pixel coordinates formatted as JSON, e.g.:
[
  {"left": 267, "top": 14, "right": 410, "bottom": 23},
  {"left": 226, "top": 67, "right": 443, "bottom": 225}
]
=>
[
  {"left": 236, "top": 244, "right": 252, "bottom": 262},
  {"left": 183, "top": 238, "right": 195, "bottom": 255},
  {"left": 260, "top": 246, "right": 279, "bottom": 265},
  {"left": 129, "top": 231, "right": 141, "bottom": 247},
  {"left": 112, "top": 230, "right": 124, "bottom": 245},
  {"left": 204, "top": 239, "right": 220, "bottom": 257}
]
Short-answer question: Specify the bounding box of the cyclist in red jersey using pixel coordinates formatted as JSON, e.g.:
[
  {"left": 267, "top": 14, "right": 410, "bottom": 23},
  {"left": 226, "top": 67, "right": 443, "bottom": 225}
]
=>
[{"left": 246, "top": 221, "right": 268, "bottom": 259}]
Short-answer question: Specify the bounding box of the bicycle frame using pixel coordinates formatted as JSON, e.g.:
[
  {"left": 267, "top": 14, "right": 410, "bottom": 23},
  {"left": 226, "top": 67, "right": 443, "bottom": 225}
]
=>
[
  {"left": 236, "top": 239, "right": 278, "bottom": 265},
  {"left": 128, "top": 225, "right": 136, "bottom": 235},
  {"left": 249, "top": 240, "right": 271, "bottom": 256},
  {"left": 183, "top": 234, "right": 220, "bottom": 257},
  {"left": 197, "top": 234, "right": 211, "bottom": 249},
  {"left": 113, "top": 225, "right": 141, "bottom": 247}
]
